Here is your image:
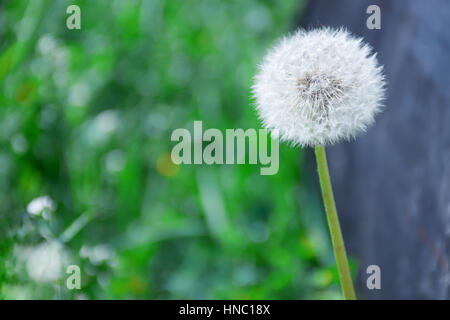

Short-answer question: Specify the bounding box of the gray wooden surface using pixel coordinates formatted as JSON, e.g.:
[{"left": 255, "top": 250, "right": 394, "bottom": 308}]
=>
[{"left": 301, "top": 0, "right": 450, "bottom": 299}]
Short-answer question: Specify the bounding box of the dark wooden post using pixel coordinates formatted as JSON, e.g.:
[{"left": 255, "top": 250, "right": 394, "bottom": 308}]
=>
[{"left": 301, "top": 0, "right": 450, "bottom": 299}]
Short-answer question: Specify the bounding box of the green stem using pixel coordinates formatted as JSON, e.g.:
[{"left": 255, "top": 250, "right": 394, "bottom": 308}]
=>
[{"left": 314, "top": 145, "right": 356, "bottom": 300}]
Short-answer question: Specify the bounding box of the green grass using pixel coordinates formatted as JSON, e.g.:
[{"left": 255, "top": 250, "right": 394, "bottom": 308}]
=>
[{"left": 0, "top": 0, "right": 342, "bottom": 299}]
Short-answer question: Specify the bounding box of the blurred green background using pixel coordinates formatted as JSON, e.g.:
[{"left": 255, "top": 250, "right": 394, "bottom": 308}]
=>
[{"left": 0, "top": 0, "right": 345, "bottom": 299}]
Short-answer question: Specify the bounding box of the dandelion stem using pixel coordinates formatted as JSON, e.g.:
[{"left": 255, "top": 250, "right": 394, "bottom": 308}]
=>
[{"left": 314, "top": 145, "right": 356, "bottom": 300}]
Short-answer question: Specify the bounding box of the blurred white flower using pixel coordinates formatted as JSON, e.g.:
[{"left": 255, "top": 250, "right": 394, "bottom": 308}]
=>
[
  {"left": 83, "top": 110, "right": 119, "bottom": 147},
  {"left": 27, "top": 196, "right": 55, "bottom": 218},
  {"left": 252, "top": 27, "right": 386, "bottom": 147},
  {"left": 20, "top": 242, "right": 68, "bottom": 282},
  {"left": 105, "top": 149, "right": 126, "bottom": 173},
  {"left": 68, "top": 82, "right": 92, "bottom": 106},
  {"left": 11, "top": 134, "right": 28, "bottom": 155},
  {"left": 37, "top": 35, "right": 57, "bottom": 55},
  {"left": 95, "top": 110, "right": 119, "bottom": 135},
  {"left": 80, "top": 244, "right": 116, "bottom": 266}
]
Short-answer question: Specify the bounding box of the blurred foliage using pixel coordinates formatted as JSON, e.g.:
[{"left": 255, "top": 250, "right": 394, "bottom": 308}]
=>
[{"left": 0, "top": 0, "right": 343, "bottom": 299}]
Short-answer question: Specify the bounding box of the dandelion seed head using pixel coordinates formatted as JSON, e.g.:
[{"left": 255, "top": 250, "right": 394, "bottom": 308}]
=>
[
  {"left": 14, "top": 242, "right": 69, "bottom": 282},
  {"left": 252, "top": 27, "right": 386, "bottom": 147}
]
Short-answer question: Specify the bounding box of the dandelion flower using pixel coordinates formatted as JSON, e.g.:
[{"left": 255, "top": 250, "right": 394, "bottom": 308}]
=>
[
  {"left": 252, "top": 27, "right": 385, "bottom": 147},
  {"left": 14, "top": 242, "right": 69, "bottom": 282},
  {"left": 26, "top": 242, "right": 68, "bottom": 282},
  {"left": 252, "top": 28, "right": 387, "bottom": 300},
  {"left": 27, "top": 195, "right": 55, "bottom": 219}
]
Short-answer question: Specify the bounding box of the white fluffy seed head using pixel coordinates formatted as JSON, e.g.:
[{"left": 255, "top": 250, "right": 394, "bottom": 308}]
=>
[{"left": 252, "top": 27, "right": 386, "bottom": 147}]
